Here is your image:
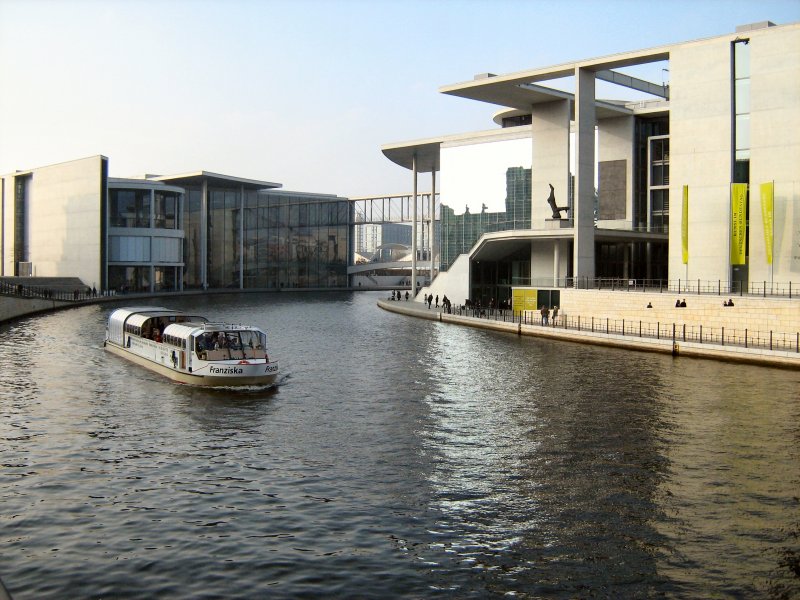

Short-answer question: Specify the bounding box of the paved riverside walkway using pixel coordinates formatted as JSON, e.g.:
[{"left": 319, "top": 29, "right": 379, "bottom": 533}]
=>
[{"left": 377, "top": 299, "right": 800, "bottom": 370}]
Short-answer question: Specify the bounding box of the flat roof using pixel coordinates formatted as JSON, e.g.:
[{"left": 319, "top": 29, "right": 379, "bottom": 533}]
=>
[
  {"left": 439, "top": 42, "right": 671, "bottom": 110},
  {"left": 381, "top": 126, "right": 534, "bottom": 172},
  {"left": 150, "top": 170, "right": 282, "bottom": 190}
]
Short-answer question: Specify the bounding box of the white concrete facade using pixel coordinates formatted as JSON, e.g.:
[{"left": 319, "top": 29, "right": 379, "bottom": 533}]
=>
[
  {"left": 382, "top": 20, "right": 800, "bottom": 298},
  {"left": 668, "top": 23, "right": 800, "bottom": 285},
  {"left": 1, "top": 155, "right": 106, "bottom": 288}
]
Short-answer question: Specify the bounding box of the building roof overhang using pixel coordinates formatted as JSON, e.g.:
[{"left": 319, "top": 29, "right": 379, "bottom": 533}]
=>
[
  {"left": 381, "top": 126, "right": 532, "bottom": 172},
  {"left": 150, "top": 170, "right": 282, "bottom": 191},
  {"left": 469, "top": 228, "right": 668, "bottom": 262},
  {"left": 381, "top": 138, "right": 443, "bottom": 173},
  {"left": 439, "top": 45, "right": 671, "bottom": 110}
]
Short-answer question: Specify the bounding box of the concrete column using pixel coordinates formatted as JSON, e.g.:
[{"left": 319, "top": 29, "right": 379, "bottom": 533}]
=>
[
  {"left": 531, "top": 100, "right": 570, "bottom": 226},
  {"left": 624, "top": 243, "right": 630, "bottom": 280},
  {"left": 201, "top": 179, "right": 208, "bottom": 289},
  {"left": 239, "top": 185, "right": 244, "bottom": 289},
  {"left": 152, "top": 188, "right": 157, "bottom": 292},
  {"left": 411, "top": 155, "right": 417, "bottom": 295},
  {"left": 574, "top": 68, "right": 596, "bottom": 286},
  {"left": 553, "top": 240, "right": 560, "bottom": 287},
  {"left": 430, "top": 170, "right": 436, "bottom": 280}
]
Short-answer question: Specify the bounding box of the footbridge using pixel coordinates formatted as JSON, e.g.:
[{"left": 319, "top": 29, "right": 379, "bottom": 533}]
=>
[{"left": 349, "top": 192, "right": 439, "bottom": 288}]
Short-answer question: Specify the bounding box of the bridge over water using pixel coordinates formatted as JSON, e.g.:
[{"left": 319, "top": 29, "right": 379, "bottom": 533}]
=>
[{"left": 349, "top": 193, "right": 439, "bottom": 288}]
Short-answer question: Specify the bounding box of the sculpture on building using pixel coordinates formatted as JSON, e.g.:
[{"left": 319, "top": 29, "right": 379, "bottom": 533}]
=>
[{"left": 546, "top": 183, "right": 569, "bottom": 219}]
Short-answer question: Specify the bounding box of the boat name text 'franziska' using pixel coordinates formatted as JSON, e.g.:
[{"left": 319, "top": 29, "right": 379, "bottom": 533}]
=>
[{"left": 209, "top": 366, "right": 244, "bottom": 375}]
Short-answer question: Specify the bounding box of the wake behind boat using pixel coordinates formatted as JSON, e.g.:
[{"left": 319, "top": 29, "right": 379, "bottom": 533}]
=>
[{"left": 104, "top": 306, "right": 279, "bottom": 387}]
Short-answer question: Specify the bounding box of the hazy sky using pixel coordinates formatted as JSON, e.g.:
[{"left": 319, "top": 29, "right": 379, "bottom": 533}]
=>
[{"left": 1, "top": 0, "right": 798, "bottom": 197}]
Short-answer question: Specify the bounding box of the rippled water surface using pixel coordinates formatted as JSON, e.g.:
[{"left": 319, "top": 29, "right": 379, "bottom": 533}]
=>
[{"left": 1, "top": 291, "right": 798, "bottom": 599}]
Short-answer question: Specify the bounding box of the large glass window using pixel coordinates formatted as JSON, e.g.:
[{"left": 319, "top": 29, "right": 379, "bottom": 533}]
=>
[
  {"left": 182, "top": 188, "right": 202, "bottom": 288},
  {"left": 647, "top": 136, "right": 670, "bottom": 233},
  {"left": 733, "top": 40, "right": 751, "bottom": 165},
  {"left": 236, "top": 193, "right": 349, "bottom": 289},
  {"left": 731, "top": 38, "right": 751, "bottom": 289},
  {"left": 154, "top": 191, "right": 179, "bottom": 229},
  {"left": 110, "top": 189, "right": 151, "bottom": 228},
  {"left": 108, "top": 265, "right": 150, "bottom": 293}
]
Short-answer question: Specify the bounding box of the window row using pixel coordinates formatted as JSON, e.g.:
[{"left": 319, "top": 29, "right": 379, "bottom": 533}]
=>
[{"left": 109, "top": 189, "right": 180, "bottom": 229}]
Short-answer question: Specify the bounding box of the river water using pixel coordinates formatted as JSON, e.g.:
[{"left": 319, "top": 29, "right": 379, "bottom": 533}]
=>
[{"left": 0, "top": 291, "right": 798, "bottom": 599}]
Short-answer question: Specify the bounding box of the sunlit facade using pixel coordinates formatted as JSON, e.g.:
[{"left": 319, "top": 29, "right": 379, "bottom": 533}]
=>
[
  {"left": 1, "top": 157, "right": 350, "bottom": 292},
  {"left": 382, "top": 20, "right": 800, "bottom": 304}
]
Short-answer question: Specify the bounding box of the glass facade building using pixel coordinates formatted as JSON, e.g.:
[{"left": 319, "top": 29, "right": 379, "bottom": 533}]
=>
[
  {"left": 107, "top": 179, "right": 185, "bottom": 293},
  {"left": 440, "top": 167, "right": 531, "bottom": 270},
  {"left": 173, "top": 176, "right": 350, "bottom": 290}
]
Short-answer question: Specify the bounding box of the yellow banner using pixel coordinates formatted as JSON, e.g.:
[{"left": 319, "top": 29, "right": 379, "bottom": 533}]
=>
[
  {"left": 730, "top": 183, "right": 748, "bottom": 265},
  {"left": 512, "top": 288, "right": 538, "bottom": 316},
  {"left": 524, "top": 289, "right": 538, "bottom": 312},
  {"left": 681, "top": 185, "right": 689, "bottom": 264},
  {"left": 760, "top": 181, "right": 774, "bottom": 265},
  {"left": 512, "top": 288, "right": 524, "bottom": 315}
]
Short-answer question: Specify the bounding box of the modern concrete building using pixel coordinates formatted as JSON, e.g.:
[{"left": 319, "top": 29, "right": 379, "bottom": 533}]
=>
[
  {"left": 1, "top": 156, "right": 350, "bottom": 292},
  {"left": 382, "top": 20, "right": 800, "bottom": 306}
]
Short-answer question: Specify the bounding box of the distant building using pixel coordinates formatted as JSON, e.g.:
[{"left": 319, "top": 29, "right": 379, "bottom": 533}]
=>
[{"left": 1, "top": 156, "right": 350, "bottom": 292}]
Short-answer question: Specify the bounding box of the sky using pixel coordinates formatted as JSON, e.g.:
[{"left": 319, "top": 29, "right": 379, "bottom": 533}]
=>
[{"left": 1, "top": 0, "right": 798, "bottom": 197}]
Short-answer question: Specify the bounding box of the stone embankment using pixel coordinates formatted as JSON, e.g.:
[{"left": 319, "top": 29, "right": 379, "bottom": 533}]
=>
[{"left": 378, "top": 293, "right": 800, "bottom": 369}]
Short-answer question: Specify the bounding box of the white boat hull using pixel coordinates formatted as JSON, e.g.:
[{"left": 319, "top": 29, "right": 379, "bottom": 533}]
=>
[{"left": 105, "top": 341, "right": 279, "bottom": 387}]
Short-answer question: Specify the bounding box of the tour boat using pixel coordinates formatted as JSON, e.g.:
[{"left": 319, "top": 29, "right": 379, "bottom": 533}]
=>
[{"left": 104, "top": 306, "right": 279, "bottom": 387}]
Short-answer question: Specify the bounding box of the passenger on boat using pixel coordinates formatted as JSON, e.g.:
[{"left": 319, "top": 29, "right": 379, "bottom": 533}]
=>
[{"left": 227, "top": 334, "right": 241, "bottom": 350}]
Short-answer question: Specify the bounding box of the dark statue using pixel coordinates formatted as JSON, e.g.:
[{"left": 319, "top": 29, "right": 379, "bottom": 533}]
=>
[{"left": 546, "top": 183, "right": 569, "bottom": 219}]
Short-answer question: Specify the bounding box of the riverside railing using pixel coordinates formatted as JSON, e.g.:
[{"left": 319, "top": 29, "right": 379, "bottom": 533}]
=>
[
  {"left": 443, "top": 305, "right": 800, "bottom": 354},
  {"left": 509, "top": 277, "right": 797, "bottom": 299},
  {"left": 0, "top": 281, "right": 100, "bottom": 302}
]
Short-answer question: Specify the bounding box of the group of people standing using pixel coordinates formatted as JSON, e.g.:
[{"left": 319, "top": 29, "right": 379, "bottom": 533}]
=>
[
  {"left": 423, "top": 293, "right": 452, "bottom": 312},
  {"left": 540, "top": 305, "right": 559, "bottom": 325}
]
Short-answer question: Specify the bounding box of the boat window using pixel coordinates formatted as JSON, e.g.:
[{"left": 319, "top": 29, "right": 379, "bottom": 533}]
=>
[{"left": 240, "top": 330, "right": 265, "bottom": 349}]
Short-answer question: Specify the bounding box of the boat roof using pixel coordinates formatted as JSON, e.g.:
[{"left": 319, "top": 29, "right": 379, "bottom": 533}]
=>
[
  {"left": 108, "top": 307, "right": 264, "bottom": 338},
  {"left": 108, "top": 306, "right": 207, "bottom": 328},
  {"left": 110, "top": 306, "right": 174, "bottom": 318}
]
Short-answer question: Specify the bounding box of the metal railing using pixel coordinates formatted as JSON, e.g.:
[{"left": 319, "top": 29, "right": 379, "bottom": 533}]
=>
[
  {"left": 509, "top": 277, "right": 797, "bottom": 299},
  {"left": 440, "top": 305, "right": 800, "bottom": 354},
  {"left": 0, "top": 281, "right": 99, "bottom": 302}
]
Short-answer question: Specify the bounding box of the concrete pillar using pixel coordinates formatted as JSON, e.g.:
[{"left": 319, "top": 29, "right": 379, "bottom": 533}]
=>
[
  {"left": 624, "top": 243, "right": 630, "bottom": 280},
  {"left": 412, "top": 155, "right": 417, "bottom": 295},
  {"left": 553, "top": 240, "right": 560, "bottom": 287},
  {"left": 239, "top": 185, "right": 244, "bottom": 289},
  {"left": 531, "top": 100, "right": 570, "bottom": 226},
  {"left": 574, "top": 68, "right": 596, "bottom": 286},
  {"left": 430, "top": 170, "right": 436, "bottom": 280},
  {"left": 201, "top": 179, "right": 208, "bottom": 289}
]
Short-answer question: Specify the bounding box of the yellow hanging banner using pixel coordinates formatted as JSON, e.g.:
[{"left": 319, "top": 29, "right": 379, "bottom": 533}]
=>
[
  {"left": 730, "top": 183, "right": 748, "bottom": 265},
  {"left": 760, "top": 181, "right": 774, "bottom": 265},
  {"left": 681, "top": 185, "right": 689, "bottom": 265}
]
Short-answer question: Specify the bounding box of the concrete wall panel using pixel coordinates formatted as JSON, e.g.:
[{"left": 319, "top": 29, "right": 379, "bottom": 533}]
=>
[{"left": 531, "top": 100, "right": 570, "bottom": 225}]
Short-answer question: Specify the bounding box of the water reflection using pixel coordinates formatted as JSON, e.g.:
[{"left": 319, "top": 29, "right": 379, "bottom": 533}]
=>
[
  {"left": 414, "top": 324, "right": 674, "bottom": 595},
  {"left": 0, "top": 293, "right": 797, "bottom": 599}
]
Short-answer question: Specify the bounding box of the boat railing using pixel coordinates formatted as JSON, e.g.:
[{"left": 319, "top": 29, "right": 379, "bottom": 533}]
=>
[
  {"left": 199, "top": 348, "right": 268, "bottom": 361},
  {"left": 202, "top": 322, "right": 260, "bottom": 332}
]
